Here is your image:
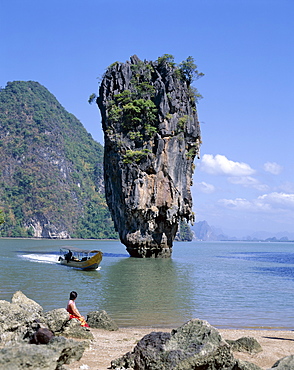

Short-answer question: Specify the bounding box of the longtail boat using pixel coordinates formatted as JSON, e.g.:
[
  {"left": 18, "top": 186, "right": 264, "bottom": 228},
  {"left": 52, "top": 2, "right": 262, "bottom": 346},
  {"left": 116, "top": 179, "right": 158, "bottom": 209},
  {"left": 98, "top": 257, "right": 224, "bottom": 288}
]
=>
[{"left": 58, "top": 247, "right": 102, "bottom": 270}]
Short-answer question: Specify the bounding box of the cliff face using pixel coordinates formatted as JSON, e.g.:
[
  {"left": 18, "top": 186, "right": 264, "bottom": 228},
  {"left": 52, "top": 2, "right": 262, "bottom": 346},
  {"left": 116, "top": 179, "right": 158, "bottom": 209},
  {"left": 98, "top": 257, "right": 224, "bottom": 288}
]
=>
[
  {"left": 0, "top": 81, "right": 116, "bottom": 239},
  {"left": 98, "top": 55, "right": 201, "bottom": 257}
]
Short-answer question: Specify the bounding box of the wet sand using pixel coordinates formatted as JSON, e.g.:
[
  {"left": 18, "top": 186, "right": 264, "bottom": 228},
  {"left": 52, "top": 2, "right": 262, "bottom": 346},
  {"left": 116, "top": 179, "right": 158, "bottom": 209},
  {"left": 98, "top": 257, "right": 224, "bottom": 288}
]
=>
[{"left": 67, "top": 327, "right": 294, "bottom": 370}]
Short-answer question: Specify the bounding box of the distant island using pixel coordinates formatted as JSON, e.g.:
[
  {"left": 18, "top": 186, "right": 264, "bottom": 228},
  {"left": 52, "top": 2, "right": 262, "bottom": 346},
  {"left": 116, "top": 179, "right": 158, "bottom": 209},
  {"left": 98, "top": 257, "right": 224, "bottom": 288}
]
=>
[{"left": 191, "top": 220, "right": 294, "bottom": 242}]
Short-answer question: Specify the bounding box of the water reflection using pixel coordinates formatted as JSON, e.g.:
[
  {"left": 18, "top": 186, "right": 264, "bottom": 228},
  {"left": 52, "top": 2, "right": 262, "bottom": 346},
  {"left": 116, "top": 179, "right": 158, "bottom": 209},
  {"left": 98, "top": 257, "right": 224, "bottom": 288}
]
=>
[{"left": 99, "top": 257, "right": 195, "bottom": 327}]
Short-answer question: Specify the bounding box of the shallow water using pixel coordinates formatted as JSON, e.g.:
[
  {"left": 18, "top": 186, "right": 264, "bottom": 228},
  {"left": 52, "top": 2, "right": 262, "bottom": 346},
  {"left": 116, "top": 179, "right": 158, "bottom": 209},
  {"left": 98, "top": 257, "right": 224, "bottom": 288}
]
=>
[{"left": 0, "top": 238, "right": 293, "bottom": 329}]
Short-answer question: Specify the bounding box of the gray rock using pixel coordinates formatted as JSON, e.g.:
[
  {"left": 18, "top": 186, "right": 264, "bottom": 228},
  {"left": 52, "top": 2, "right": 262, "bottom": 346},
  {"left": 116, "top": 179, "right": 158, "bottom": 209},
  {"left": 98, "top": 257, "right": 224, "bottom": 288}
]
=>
[
  {"left": 87, "top": 310, "right": 118, "bottom": 331},
  {"left": 111, "top": 318, "right": 246, "bottom": 369},
  {"left": 226, "top": 336, "right": 263, "bottom": 354},
  {"left": 111, "top": 319, "right": 265, "bottom": 370},
  {"left": 48, "top": 336, "right": 88, "bottom": 365},
  {"left": 0, "top": 343, "right": 60, "bottom": 370},
  {"left": 271, "top": 354, "right": 294, "bottom": 369},
  {"left": 60, "top": 318, "right": 94, "bottom": 339},
  {"left": 111, "top": 331, "right": 171, "bottom": 370},
  {"left": 11, "top": 291, "right": 43, "bottom": 315},
  {"left": 44, "top": 308, "right": 69, "bottom": 333},
  {"left": 0, "top": 337, "right": 87, "bottom": 369},
  {"left": 0, "top": 297, "right": 42, "bottom": 343},
  {"left": 97, "top": 55, "right": 201, "bottom": 257}
]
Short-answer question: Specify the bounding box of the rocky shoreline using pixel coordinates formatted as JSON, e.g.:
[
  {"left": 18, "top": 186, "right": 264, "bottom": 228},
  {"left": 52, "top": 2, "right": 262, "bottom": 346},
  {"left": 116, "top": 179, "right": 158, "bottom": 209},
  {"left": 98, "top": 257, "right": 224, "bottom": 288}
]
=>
[
  {"left": 0, "top": 292, "right": 293, "bottom": 369},
  {"left": 0, "top": 291, "right": 117, "bottom": 369},
  {"left": 68, "top": 327, "right": 294, "bottom": 370}
]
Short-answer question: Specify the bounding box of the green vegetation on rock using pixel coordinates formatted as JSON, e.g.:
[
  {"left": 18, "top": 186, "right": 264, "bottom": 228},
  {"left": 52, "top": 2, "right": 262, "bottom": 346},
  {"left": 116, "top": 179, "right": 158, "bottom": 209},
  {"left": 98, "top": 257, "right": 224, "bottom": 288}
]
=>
[
  {"left": 103, "top": 54, "right": 203, "bottom": 148},
  {"left": 0, "top": 81, "right": 117, "bottom": 239},
  {"left": 122, "top": 149, "right": 152, "bottom": 164},
  {"left": 175, "top": 220, "right": 194, "bottom": 241},
  {"left": 157, "top": 54, "right": 204, "bottom": 103},
  {"left": 107, "top": 88, "right": 158, "bottom": 140},
  {"left": 157, "top": 54, "right": 204, "bottom": 85}
]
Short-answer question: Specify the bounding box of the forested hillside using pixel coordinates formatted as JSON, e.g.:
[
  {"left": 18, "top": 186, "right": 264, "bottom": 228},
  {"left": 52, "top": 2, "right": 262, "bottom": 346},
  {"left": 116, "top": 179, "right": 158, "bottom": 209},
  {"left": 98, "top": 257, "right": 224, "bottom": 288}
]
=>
[{"left": 0, "top": 81, "right": 117, "bottom": 239}]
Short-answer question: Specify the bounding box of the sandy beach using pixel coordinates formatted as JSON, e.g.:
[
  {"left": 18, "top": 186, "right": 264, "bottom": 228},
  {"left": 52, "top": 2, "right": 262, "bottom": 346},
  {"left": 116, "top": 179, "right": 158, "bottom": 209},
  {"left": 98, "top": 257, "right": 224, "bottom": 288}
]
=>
[{"left": 67, "top": 327, "right": 294, "bottom": 370}]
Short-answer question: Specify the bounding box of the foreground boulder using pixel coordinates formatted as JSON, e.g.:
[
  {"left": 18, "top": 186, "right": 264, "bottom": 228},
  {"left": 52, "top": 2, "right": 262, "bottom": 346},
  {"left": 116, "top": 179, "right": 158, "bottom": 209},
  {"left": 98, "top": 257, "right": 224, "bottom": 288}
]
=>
[
  {"left": 0, "top": 292, "right": 43, "bottom": 343},
  {"left": 0, "top": 344, "right": 59, "bottom": 370},
  {"left": 111, "top": 319, "right": 262, "bottom": 370},
  {"left": 49, "top": 336, "right": 88, "bottom": 365},
  {"left": 87, "top": 310, "right": 119, "bottom": 331},
  {"left": 0, "top": 337, "right": 87, "bottom": 369}
]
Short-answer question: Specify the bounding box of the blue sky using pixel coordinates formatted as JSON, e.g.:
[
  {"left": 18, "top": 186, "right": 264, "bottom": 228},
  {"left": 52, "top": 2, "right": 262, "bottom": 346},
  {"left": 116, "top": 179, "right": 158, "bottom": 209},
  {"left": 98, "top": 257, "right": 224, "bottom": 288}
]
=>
[{"left": 2, "top": 0, "right": 294, "bottom": 237}]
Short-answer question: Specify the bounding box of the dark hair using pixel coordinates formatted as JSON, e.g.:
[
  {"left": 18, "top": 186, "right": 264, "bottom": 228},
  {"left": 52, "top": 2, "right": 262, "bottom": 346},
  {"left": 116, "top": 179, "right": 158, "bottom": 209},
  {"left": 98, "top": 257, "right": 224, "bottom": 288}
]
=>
[{"left": 69, "top": 291, "right": 77, "bottom": 300}]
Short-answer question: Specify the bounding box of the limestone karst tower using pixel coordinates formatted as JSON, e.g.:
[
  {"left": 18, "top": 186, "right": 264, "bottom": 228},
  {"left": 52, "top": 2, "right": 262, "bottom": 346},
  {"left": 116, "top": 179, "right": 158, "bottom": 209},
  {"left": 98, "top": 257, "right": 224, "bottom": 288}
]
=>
[{"left": 97, "top": 55, "right": 202, "bottom": 257}]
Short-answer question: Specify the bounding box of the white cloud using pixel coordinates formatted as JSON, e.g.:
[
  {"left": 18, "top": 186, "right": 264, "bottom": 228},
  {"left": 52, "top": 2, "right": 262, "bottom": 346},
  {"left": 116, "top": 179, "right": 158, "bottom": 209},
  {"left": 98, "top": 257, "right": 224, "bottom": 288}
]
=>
[
  {"left": 218, "top": 192, "right": 294, "bottom": 213},
  {"left": 228, "top": 176, "right": 258, "bottom": 186},
  {"left": 228, "top": 176, "right": 269, "bottom": 191},
  {"left": 200, "top": 154, "right": 255, "bottom": 176},
  {"left": 258, "top": 192, "right": 294, "bottom": 209},
  {"left": 194, "top": 181, "right": 216, "bottom": 194},
  {"left": 219, "top": 198, "right": 251, "bottom": 209},
  {"left": 218, "top": 198, "right": 271, "bottom": 212},
  {"left": 263, "top": 162, "right": 283, "bottom": 175}
]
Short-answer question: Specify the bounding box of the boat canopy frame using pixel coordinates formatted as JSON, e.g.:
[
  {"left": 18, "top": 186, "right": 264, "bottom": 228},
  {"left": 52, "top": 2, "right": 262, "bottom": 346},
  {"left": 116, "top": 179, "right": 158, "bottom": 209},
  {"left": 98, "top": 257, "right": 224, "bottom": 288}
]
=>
[
  {"left": 60, "top": 247, "right": 101, "bottom": 260},
  {"left": 60, "top": 246, "right": 100, "bottom": 254}
]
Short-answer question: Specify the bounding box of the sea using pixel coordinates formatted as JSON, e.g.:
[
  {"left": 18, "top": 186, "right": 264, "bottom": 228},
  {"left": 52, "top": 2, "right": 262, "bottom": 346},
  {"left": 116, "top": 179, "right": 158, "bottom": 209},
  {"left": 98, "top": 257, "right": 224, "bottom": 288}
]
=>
[{"left": 0, "top": 238, "right": 293, "bottom": 330}]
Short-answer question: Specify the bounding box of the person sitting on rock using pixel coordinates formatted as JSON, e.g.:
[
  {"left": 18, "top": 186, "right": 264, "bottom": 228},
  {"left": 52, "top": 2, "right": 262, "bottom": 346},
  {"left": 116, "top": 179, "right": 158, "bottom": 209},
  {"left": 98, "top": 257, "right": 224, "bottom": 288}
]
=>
[{"left": 66, "top": 291, "right": 89, "bottom": 327}]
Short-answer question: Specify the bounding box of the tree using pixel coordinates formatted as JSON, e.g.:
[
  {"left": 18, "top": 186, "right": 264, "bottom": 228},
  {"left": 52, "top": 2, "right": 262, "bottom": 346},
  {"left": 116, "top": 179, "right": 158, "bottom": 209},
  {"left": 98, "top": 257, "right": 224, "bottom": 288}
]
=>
[
  {"left": 176, "top": 220, "right": 194, "bottom": 241},
  {"left": 157, "top": 54, "right": 176, "bottom": 67},
  {"left": 179, "top": 56, "right": 204, "bottom": 85}
]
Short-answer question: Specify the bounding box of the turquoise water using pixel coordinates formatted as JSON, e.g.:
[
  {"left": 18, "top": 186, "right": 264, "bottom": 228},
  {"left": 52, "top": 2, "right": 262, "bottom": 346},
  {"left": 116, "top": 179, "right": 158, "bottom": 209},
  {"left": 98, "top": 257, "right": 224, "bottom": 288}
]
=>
[{"left": 0, "top": 238, "right": 293, "bottom": 329}]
